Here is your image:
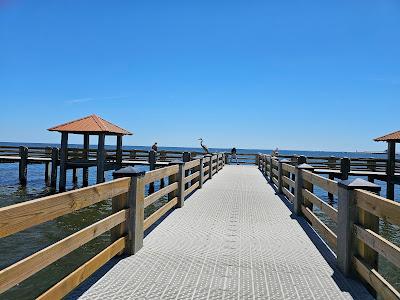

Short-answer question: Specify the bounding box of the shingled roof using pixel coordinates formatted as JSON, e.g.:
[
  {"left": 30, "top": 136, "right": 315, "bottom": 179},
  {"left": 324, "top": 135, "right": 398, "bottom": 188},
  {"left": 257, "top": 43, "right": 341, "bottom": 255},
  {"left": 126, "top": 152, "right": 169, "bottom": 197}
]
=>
[
  {"left": 374, "top": 130, "right": 400, "bottom": 142},
  {"left": 48, "top": 114, "right": 132, "bottom": 135}
]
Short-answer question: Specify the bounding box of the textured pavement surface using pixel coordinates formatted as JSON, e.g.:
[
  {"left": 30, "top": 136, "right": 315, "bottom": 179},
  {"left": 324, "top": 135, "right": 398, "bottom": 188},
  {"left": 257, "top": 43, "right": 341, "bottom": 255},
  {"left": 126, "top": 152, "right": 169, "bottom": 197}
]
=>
[{"left": 78, "top": 165, "right": 372, "bottom": 300}]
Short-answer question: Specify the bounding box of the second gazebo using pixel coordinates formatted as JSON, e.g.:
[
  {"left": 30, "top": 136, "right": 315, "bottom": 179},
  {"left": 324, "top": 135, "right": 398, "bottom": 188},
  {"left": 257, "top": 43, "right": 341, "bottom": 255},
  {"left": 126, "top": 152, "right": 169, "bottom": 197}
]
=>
[{"left": 48, "top": 114, "right": 132, "bottom": 191}]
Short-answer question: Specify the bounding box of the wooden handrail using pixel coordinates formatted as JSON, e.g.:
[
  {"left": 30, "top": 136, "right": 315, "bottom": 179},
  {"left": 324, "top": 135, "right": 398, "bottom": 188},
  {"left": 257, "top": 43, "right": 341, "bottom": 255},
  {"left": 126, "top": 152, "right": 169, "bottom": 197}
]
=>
[
  {"left": 37, "top": 236, "right": 127, "bottom": 300},
  {"left": 355, "top": 189, "right": 400, "bottom": 225},
  {"left": 0, "top": 177, "right": 130, "bottom": 238},
  {"left": 302, "top": 170, "right": 338, "bottom": 196},
  {"left": 302, "top": 189, "right": 338, "bottom": 222},
  {"left": 144, "top": 182, "right": 178, "bottom": 208},
  {"left": 0, "top": 210, "right": 127, "bottom": 294}
]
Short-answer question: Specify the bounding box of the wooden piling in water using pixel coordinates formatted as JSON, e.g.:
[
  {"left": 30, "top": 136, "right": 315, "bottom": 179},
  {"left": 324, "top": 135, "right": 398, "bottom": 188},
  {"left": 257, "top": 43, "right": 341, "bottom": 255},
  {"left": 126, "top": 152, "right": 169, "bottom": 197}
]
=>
[
  {"left": 59, "top": 132, "right": 68, "bottom": 191},
  {"left": 50, "top": 147, "right": 58, "bottom": 188},
  {"left": 18, "top": 146, "right": 28, "bottom": 185}
]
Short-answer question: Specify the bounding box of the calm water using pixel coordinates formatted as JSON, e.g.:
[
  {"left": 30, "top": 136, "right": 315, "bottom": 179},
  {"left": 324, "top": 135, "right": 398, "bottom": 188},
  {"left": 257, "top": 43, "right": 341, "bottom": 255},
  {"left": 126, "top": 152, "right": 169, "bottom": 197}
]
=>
[{"left": 0, "top": 143, "right": 399, "bottom": 299}]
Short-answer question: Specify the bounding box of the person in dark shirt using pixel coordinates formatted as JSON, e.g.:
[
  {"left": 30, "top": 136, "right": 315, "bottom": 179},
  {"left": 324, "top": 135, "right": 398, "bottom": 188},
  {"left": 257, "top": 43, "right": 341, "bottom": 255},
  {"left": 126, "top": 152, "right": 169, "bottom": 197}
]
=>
[
  {"left": 231, "top": 147, "right": 238, "bottom": 164},
  {"left": 152, "top": 142, "right": 158, "bottom": 152}
]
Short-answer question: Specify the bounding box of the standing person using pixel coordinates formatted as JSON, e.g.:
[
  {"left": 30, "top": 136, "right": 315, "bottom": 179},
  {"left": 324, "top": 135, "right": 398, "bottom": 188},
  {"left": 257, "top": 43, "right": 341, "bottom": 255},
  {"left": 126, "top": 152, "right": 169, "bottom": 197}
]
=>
[
  {"left": 152, "top": 142, "right": 158, "bottom": 152},
  {"left": 231, "top": 147, "right": 238, "bottom": 164}
]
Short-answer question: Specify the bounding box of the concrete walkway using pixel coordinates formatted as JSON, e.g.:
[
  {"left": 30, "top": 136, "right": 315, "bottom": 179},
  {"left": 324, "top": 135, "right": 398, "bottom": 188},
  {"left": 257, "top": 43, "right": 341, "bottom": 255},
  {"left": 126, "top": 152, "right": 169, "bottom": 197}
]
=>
[{"left": 78, "top": 165, "right": 372, "bottom": 300}]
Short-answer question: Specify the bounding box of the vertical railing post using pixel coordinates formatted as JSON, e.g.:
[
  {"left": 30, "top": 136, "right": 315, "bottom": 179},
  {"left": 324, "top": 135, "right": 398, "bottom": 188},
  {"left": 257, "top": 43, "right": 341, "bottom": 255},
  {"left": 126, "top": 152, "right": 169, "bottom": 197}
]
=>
[
  {"left": 336, "top": 178, "right": 381, "bottom": 276},
  {"left": 199, "top": 156, "right": 204, "bottom": 188},
  {"left": 294, "top": 161, "right": 313, "bottom": 216},
  {"left": 269, "top": 155, "right": 274, "bottom": 183},
  {"left": 50, "top": 147, "right": 59, "bottom": 188},
  {"left": 340, "top": 157, "right": 350, "bottom": 180},
  {"left": 225, "top": 153, "right": 228, "bottom": 164},
  {"left": 215, "top": 153, "right": 219, "bottom": 173},
  {"left": 182, "top": 152, "right": 191, "bottom": 189},
  {"left": 19, "top": 146, "right": 28, "bottom": 185},
  {"left": 207, "top": 155, "right": 213, "bottom": 179},
  {"left": 169, "top": 160, "right": 185, "bottom": 207},
  {"left": 113, "top": 166, "right": 146, "bottom": 255},
  {"left": 277, "top": 159, "right": 290, "bottom": 194},
  {"left": 159, "top": 150, "right": 166, "bottom": 161},
  {"left": 263, "top": 155, "right": 267, "bottom": 176}
]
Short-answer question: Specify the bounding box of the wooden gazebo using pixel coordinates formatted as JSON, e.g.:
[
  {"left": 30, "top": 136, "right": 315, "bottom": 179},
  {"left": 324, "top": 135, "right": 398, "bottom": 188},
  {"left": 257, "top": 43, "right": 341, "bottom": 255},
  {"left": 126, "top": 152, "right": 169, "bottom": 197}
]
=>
[
  {"left": 48, "top": 114, "right": 132, "bottom": 191},
  {"left": 374, "top": 130, "right": 399, "bottom": 200}
]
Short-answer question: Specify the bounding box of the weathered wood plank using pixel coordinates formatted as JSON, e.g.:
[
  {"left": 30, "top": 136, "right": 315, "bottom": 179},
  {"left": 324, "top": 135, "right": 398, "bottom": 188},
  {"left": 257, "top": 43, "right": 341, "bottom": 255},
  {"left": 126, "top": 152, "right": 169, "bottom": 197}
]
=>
[
  {"left": 184, "top": 159, "right": 200, "bottom": 170},
  {"left": 0, "top": 210, "right": 127, "bottom": 294},
  {"left": 302, "top": 170, "right": 338, "bottom": 196},
  {"left": 282, "top": 176, "right": 295, "bottom": 189},
  {"left": 302, "top": 189, "right": 338, "bottom": 222},
  {"left": 301, "top": 205, "right": 337, "bottom": 249},
  {"left": 0, "top": 178, "right": 130, "bottom": 238},
  {"left": 282, "top": 163, "right": 295, "bottom": 173},
  {"left": 353, "top": 256, "right": 400, "bottom": 300},
  {"left": 143, "top": 165, "right": 179, "bottom": 185},
  {"left": 184, "top": 182, "right": 200, "bottom": 197},
  {"left": 282, "top": 187, "right": 294, "bottom": 202},
  {"left": 355, "top": 189, "right": 400, "bottom": 226},
  {"left": 144, "top": 182, "right": 178, "bottom": 208},
  {"left": 144, "top": 197, "right": 178, "bottom": 230},
  {"left": 184, "top": 171, "right": 200, "bottom": 184},
  {"left": 37, "top": 237, "right": 126, "bottom": 300},
  {"left": 354, "top": 224, "right": 400, "bottom": 269}
]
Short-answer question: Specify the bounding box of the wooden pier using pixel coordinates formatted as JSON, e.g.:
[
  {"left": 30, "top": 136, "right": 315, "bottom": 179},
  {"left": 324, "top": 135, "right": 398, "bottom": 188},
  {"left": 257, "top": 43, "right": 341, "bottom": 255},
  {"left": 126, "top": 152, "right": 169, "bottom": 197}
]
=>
[{"left": 0, "top": 152, "right": 399, "bottom": 299}]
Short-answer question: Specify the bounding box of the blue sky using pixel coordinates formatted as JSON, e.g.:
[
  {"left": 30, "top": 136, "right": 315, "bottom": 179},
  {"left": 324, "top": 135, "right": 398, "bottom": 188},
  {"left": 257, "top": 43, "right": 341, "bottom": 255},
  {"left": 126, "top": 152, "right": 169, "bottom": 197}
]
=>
[{"left": 0, "top": 0, "right": 399, "bottom": 151}]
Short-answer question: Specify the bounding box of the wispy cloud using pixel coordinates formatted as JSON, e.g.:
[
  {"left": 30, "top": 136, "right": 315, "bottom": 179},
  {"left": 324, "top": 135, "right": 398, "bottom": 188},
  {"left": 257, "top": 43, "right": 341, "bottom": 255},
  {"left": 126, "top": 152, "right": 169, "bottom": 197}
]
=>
[
  {"left": 365, "top": 77, "right": 400, "bottom": 85},
  {"left": 65, "top": 96, "right": 129, "bottom": 104},
  {"left": 66, "top": 97, "right": 93, "bottom": 104}
]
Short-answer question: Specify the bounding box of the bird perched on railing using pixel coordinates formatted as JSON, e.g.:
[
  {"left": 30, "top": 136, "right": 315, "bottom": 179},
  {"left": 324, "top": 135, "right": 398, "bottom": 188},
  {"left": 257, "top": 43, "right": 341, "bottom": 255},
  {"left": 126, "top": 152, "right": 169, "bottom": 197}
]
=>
[{"left": 198, "top": 138, "right": 210, "bottom": 154}]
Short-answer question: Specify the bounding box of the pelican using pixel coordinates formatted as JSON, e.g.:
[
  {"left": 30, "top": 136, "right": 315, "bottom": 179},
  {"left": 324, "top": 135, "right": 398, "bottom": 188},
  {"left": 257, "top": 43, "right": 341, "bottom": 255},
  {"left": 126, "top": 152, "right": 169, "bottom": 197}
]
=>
[{"left": 198, "top": 138, "right": 210, "bottom": 154}]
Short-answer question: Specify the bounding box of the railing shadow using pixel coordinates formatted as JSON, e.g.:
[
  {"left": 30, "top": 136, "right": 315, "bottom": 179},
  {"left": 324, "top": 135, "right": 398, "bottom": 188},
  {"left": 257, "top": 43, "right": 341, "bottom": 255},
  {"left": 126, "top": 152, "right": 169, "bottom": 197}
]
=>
[{"left": 267, "top": 177, "right": 373, "bottom": 300}]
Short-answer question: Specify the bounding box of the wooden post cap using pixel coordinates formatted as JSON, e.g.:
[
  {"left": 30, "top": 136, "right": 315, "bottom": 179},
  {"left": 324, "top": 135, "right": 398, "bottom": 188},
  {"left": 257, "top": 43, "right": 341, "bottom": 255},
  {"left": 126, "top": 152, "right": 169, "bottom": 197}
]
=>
[
  {"left": 338, "top": 178, "right": 381, "bottom": 192},
  {"left": 279, "top": 159, "right": 291, "bottom": 163},
  {"left": 297, "top": 163, "right": 314, "bottom": 170},
  {"left": 113, "top": 166, "right": 145, "bottom": 179},
  {"left": 297, "top": 155, "right": 307, "bottom": 164}
]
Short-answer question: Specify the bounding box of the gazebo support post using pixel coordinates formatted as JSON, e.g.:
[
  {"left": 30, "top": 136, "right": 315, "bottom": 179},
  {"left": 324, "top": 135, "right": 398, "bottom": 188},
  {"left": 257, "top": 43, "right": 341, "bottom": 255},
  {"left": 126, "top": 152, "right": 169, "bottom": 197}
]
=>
[
  {"left": 116, "top": 135, "right": 123, "bottom": 169},
  {"left": 97, "top": 133, "right": 106, "bottom": 184},
  {"left": 387, "top": 141, "right": 396, "bottom": 200},
  {"left": 83, "top": 134, "right": 89, "bottom": 187},
  {"left": 59, "top": 132, "right": 68, "bottom": 191}
]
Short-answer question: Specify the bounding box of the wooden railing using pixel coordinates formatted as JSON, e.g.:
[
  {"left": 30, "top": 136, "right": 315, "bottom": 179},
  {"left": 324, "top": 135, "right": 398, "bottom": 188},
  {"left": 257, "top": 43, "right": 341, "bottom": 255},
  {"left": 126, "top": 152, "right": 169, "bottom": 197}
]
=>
[
  {"left": 0, "top": 153, "right": 225, "bottom": 299},
  {"left": 225, "top": 153, "right": 258, "bottom": 165},
  {"left": 0, "top": 145, "right": 20, "bottom": 156},
  {"left": 258, "top": 154, "right": 400, "bottom": 300},
  {"left": 276, "top": 154, "right": 399, "bottom": 173}
]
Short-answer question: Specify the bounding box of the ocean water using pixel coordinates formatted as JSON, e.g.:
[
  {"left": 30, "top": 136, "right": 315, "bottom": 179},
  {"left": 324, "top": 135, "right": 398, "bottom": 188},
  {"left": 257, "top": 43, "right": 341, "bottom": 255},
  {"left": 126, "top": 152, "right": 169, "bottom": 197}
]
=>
[{"left": 0, "top": 142, "right": 398, "bottom": 299}]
